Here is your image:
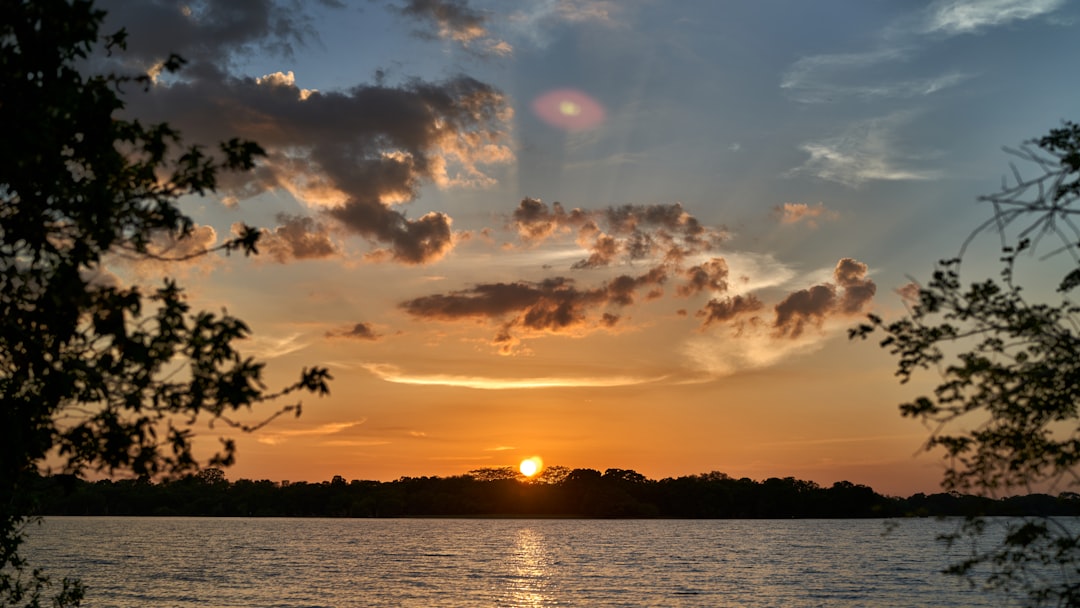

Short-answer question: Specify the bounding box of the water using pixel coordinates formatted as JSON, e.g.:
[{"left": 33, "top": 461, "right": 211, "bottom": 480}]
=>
[{"left": 21, "top": 517, "right": 1008, "bottom": 607}]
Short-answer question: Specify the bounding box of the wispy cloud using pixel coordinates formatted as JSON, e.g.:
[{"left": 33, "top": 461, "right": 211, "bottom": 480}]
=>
[
  {"left": 782, "top": 0, "right": 1065, "bottom": 106},
  {"left": 782, "top": 59, "right": 972, "bottom": 104},
  {"left": 921, "top": 0, "right": 1066, "bottom": 35},
  {"left": 759, "top": 433, "right": 926, "bottom": 448},
  {"left": 242, "top": 332, "right": 310, "bottom": 359},
  {"left": 787, "top": 114, "right": 940, "bottom": 187},
  {"left": 504, "top": 0, "right": 623, "bottom": 48},
  {"left": 256, "top": 420, "right": 367, "bottom": 445},
  {"left": 362, "top": 363, "right": 663, "bottom": 389}
]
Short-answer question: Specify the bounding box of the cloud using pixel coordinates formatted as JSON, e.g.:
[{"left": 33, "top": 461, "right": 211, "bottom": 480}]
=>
[
  {"left": 922, "top": 0, "right": 1066, "bottom": 35},
  {"left": 362, "top": 363, "right": 662, "bottom": 389},
  {"left": 110, "top": 223, "right": 222, "bottom": 280},
  {"left": 781, "top": 0, "right": 1064, "bottom": 107},
  {"left": 99, "top": 0, "right": 322, "bottom": 69},
  {"left": 780, "top": 49, "right": 972, "bottom": 104},
  {"left": 143, "top": 72, "right": 511, "bottom": 264},
  {"left": 772, "top": 202, "right": 840, "bottom": 229},
  {"left": 106, "top": 3, "right": 513, "bottom": 266},
  {"left": 503, "top": 0, "right": 623, "bottom": 49},
  {"left": 241, "top": 332, "right": 310, "bottom": 359},
  {"left": 399, "top": 267, "right": 668, "bottom": 353},
  {"left": 510, "top": 198, "right": 726, "bottom": 269},
  {"left": 696, "top": 294, "right": 764, "bottom": 327},
  {"left": 677, "top": 258, "right": 730, "bottom": 297},
  {"left": 256, "top": 419, "right": 367, "bottom": 445},
  {"left": 896, "top": 281, "right": 921, "bottom": 301},
  {"left": 788, "top": 114, "right": 940, "bottom": 187},
  {"left": 680, "top": 258, "right": 876, "bottom": 376},
  {"left": 326, "top": 322, "right": 382, "bottom": 341},
  {"left": 773, "top": 284, "right": 838, "bottom": 339},
  {"left": 682, "top": 329, "right": 827, "bottom": 379},
  {"left": 833, "top": 257, "right": 877, "bottom": 314},
  {"left": 773, "top": 258, "right": 876, "bottom": 338},
  {"left": 512, "top": 0, "right": 621, "bottom": 27},
  {"left": 258, "top": 215, "right": 341, "bottom": 262},
  {"left": 394, "top": 0, "right": 512, "bottom": 56}
]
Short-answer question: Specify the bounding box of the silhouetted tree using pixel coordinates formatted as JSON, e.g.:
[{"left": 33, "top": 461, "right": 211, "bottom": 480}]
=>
[
  {"left": 466, "top": 466, "right": 521, "bottom": 481},
  {"left": 0, "top": 2, "right": 330, "bottom": 605},
  {"left": 854, "top": 122, "right": 1080, "bottom": 605}
]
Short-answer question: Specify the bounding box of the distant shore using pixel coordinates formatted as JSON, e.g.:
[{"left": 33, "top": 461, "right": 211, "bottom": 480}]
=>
[{"left": 28, "top": 469, "right": 1080, "bottom": 519}]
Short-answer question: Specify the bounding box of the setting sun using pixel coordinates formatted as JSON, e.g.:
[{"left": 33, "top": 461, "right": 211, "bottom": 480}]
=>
[{"left": 519, "top": 457, "right": 543, "bottom": 478}]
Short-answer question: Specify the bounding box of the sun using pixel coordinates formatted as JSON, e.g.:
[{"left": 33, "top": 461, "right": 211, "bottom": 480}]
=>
[{"left": 519, "top": 456, "right": 543, "bottom": 478}]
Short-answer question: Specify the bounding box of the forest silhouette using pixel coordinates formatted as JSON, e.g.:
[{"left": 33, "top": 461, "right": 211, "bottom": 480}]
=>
[{"left": 28, "top": 469, "right": 1080, "bottom": 520}]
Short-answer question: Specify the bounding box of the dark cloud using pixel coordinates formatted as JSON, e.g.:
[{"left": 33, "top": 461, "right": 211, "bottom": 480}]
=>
[
  {"left": 393, "top": 0, "right": 511, "bottom": 55},
  {"left": 400, "top": 266, "right": 667, "bottom": 353},
  {"left": 834, "top": 257, "right": 876, "bottom": 313},
  {"left": 678, "top": 258, "right": 729, "bottom": 297},
  {"left": 772, "top": 258, "right": 876, "bottom": 338},
  {"left": 511, "top": 198, "right": 588, "bottom": 243},
  {"left": 697, "top": 294, "right": 763, "bottom": 327},
  {"left": 127, "top": 67, "right": 510, "bottom": 265},
  {"left": 398, "top": 0, "right": 485, "bottom": 40},
  {"left": 773, "top": 284, "right": 836, "bottom": 338},
  {"left": 326, "top": 322, "right": 381, "bottom": 341},
  {"left": 260, "top": 214, "right": 340, "bottom": 262},
  {"left": 99, "top": 0, "right": 321, "bottom": 69},
  {"left": 571, "top": 234, "right": 619, "bottom": 269},
  {"left": 97, "top": 1, "right": 512, "bottom": 266},
  {"left": 510, "top": 199, "right": 726, "bottom": 270}
]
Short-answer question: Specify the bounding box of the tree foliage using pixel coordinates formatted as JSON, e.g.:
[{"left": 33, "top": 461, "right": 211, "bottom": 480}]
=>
[
  {"left": 853, "top": 122, "right": 1080, "bottom": 605},
  {"left": 0, "top": 1, "right": 330, "bottom": 605}
]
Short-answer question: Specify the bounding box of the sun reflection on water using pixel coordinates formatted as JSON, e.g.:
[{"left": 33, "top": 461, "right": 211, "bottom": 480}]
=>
[{"left": 503, "top": 527, "right": 556, "bottom": 607}]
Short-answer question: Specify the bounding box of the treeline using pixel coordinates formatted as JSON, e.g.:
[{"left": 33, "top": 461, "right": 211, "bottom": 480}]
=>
[{"left": 26, "top": 468, "right": 1080, "bottom": 519}]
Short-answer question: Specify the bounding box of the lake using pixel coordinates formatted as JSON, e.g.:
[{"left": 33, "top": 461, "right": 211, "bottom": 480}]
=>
[{"left": 22, "top": 517, "right": 1011, "bottom": 606}]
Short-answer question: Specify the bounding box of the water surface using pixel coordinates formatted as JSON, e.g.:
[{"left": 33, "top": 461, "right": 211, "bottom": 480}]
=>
[{"left": 23, "top": 517, "right": 1006, "bottom": 606}]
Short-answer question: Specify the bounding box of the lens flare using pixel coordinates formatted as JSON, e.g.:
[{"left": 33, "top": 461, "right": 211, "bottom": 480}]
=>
[{"left": 532, "top": 89, "right": 605, "bottom": 131}]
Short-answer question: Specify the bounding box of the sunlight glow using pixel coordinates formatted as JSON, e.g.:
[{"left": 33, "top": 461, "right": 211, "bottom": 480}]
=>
[{"left": 519, "top": 456, "right": 543, "bottom": 477}]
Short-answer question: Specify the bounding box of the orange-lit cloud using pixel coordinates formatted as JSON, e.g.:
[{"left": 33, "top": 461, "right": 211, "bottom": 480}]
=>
[
  {"left": 896, "top": 281, "right": 921, "bottom": 301},
  {"left": 362, "top": 363, "right": 662, "bottom": 389},
  {"left": 115, "top": 17, "right": 513, "bottom": 266},
  {"left": 395, "top": 0, "right": 512, "bottom": 56},
  {"left": 108, "top": 223, "right": 222, "bottom": 281},
  {"left": 259, "top": 215, "right": 341, "bottom": 263},
  {"left": 241, "top": 332, "right": 310, "bottom": 359},
  {"left": 510, "top": 198, "right": 726, "bottom": 269},
  {"left": 256, "top": 420, "right": 367, "bottom": 445},
  {"left": 772, "top": 202, "right": 839, "bottom": 228}
]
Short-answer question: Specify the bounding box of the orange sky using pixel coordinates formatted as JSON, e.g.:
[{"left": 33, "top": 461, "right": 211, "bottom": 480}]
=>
[{"left": 91, "top": 0, "right": 1080, "bottom": 497}]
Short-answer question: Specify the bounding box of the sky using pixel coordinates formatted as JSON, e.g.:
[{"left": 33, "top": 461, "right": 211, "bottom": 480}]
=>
[{"left": 92, "top": 0, "right": 1080, "bottom": 496}]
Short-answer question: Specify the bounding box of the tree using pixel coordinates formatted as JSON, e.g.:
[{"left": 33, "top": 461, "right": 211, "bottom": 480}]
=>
[
  {"left": 853, "top": 121, "right": 1080, "bottom": 605},
  {"left": 0, "top": 1, "right": 330, "bottom": 605}
]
